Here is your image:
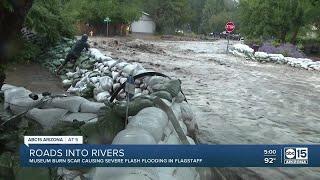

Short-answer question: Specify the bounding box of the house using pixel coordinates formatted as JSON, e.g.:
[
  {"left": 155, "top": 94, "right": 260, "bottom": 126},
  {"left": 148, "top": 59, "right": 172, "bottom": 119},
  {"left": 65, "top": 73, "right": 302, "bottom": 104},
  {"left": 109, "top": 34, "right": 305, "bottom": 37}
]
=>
[{"left": 131, "top": 12, "right": 156, "bottom": 34}]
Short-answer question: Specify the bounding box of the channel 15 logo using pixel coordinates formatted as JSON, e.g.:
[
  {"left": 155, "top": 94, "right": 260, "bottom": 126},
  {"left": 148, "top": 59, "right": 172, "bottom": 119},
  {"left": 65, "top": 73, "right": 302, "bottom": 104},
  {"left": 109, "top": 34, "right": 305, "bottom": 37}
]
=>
[{"left": 284, "top": 147, "right": 308, "bottom": 165}]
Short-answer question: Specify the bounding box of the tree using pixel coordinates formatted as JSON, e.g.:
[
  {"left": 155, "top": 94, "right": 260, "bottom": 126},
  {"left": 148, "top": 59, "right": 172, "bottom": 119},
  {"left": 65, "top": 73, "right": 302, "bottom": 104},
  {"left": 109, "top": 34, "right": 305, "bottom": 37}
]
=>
[
  {"left": 0, "top": 0, "right": 33, "bottom": 88},
  {"left": 188, "top": 0, "right": 206, "bottom": 33},
  {"left": 78, "top": 0, "right": 142, "bottom": 24},
  {"left": 238, "top": 0, "right": 318, "bottom": 43},
  {"left": 25, "top": 0, "right": 75, "bottom": 44},
  {"left": 200, "top": 0, "right": 238, "bottom": 34},
  {"left": 142, "top": 0, "right": 192, "bottom": 33}
]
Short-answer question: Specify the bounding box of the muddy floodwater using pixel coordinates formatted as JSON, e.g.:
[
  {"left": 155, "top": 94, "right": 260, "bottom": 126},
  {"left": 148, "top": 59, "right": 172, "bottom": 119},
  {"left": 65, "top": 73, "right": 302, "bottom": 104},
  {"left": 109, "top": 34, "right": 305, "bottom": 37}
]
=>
[
  {"left": 96, "top": 38, "right": 320, "bottom": 179},
  {"left": 4, "top": 38, "right": 320, "bottom": 179}
]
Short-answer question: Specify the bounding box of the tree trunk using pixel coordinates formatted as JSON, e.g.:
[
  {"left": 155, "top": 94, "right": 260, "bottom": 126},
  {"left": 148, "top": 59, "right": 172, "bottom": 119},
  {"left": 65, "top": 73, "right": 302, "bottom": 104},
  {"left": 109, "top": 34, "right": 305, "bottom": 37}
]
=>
[
  {"left": 0, "top": 0, "right": 33, "bottom": 88},
  {"left": 280, "top": 30, "right": 287, "bottom": 43},
  {"left": 291, "top": 27, "right": 300, "bottom": 45}
]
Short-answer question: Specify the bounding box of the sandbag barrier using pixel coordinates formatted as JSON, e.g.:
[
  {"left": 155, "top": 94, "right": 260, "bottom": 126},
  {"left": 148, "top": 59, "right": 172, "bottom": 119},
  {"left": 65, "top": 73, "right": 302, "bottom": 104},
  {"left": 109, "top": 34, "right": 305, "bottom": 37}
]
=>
[
  {"left": 0, "top": 40, "right": 201, "bottom": 180},
  {"left": 229, "top": 43, "right": 320, "bottom": 71}
]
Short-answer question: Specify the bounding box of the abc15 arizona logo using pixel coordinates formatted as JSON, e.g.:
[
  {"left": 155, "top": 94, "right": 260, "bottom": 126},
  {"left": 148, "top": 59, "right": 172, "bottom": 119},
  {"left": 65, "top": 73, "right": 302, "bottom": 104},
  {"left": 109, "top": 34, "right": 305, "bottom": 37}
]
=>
[{"left": 284, "top": 147, "right": 308, "bottom": 165}]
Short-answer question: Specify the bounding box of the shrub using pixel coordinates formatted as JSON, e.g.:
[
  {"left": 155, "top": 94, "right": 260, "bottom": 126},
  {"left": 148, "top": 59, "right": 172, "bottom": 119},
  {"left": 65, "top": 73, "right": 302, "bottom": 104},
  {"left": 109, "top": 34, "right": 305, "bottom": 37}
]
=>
[
  {"left": 259, "top": 42, "right": 305, "bottom": 58},
  {"left": 11, "top": 40, "right": 42, "bottom": 63}
]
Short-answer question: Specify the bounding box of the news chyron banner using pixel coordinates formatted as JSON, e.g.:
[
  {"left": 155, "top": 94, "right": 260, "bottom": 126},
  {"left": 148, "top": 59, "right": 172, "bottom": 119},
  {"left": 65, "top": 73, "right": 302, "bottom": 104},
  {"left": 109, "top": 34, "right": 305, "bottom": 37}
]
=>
[{"left": 21, "top": 136, "right": 320, "bottom": 167}]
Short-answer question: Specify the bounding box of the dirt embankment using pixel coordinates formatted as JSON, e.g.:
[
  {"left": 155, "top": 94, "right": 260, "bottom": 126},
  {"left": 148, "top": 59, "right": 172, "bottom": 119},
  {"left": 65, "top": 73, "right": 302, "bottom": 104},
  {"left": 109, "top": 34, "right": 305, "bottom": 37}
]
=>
[{"left": 5, "top": 63, "right": 65, "bottom": 94}]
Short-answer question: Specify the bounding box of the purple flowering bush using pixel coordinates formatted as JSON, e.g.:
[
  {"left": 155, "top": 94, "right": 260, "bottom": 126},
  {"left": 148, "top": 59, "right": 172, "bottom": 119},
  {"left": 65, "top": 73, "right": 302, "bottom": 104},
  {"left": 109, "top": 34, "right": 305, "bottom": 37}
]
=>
[{"left": 259, "top": 42, "right": 305, "bottom": 58}]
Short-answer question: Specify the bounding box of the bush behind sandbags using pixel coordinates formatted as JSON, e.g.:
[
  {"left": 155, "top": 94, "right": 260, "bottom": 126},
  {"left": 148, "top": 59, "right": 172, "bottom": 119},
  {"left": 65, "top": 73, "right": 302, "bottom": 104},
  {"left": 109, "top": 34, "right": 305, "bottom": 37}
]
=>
[{"left": 95, "top": 105, "right": 125, "bottom": 144}]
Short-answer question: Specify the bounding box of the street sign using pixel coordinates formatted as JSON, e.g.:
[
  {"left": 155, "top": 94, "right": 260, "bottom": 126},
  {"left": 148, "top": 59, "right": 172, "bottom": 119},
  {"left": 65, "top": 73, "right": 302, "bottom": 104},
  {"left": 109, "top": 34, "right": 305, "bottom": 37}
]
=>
[
  {"left": 225, "top": 21, "right": 235, "bottom": 53},
  {"left": 104, "top": 17, "right": 111, "bottom": 23},
  {"left": 103, "top": 17, "right": 111, "bottom": 37},
  {"left": 225, "top": 21, "right": 235, "bottom": 33}
]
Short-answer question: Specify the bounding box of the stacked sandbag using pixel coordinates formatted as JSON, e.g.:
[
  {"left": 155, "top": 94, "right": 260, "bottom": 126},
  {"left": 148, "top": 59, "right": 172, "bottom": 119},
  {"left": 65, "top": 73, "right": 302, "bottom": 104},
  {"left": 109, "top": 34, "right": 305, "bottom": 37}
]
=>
[
  {"left": 230, "top": 43, "right": 320, "bottom": 71},
  {"left": 229, "top": 44, "right": 255, "bottom": 59},
  {"left": 94, "top": 103, "right": 200, "bottom": 180},
  {"left": 1, "top": 40, "right": 200, "bottom": 180},
  {"left": 2, "top": 87, "right": 40, "bottom": 114},
  {"left": 2, "top": 85, "right": 105, "bottom": 130},
  {"left": 41, "top": 43, "right": 186, "bottom": 103}
]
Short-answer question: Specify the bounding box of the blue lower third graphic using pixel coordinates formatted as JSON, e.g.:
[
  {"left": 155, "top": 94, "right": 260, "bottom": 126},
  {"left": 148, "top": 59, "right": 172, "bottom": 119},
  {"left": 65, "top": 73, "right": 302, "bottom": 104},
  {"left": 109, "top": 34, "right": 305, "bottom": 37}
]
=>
[{"left": 19, "top": 145, "right": 320, "bottom": 167}]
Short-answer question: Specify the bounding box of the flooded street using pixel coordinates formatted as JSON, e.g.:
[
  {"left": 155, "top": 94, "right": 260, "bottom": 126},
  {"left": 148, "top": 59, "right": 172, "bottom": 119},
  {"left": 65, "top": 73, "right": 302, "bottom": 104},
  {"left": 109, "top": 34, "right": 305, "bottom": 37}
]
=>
[
  {"left": 96, "top": 38, "right": 320, "bottom": 179},
  {"left": 4, "top": 38, "right": 320, "bottom": 179}
]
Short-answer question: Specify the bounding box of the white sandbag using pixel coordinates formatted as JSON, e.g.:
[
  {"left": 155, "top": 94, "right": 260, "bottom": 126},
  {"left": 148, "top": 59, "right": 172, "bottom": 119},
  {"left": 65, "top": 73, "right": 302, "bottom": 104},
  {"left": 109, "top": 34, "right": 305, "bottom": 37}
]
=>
[
  {"left": 232, "top": 44, "right": 254, "bottom": 54},
  {"left": 121, "top": 72, "right": 129, "bottom": 77},
  {"left": 173, "top": 168, "right": 199, "bottom": 180},
  {"left": 106, "top": 60, "right": 119, "bottom": 68},
  {"left": 179, "top": 121, "right": 188, "bottom": 135},
  {"left": 46, "top": 96, "right": 88, "bottom": 112},
  {"left": 26, "top": 108, "right": 68, "bottom": 130},
  {"left": 112, "top": 127, "right": 156, "bottom": 144},
  {"left": 57, "top": 168, "right": 81, "bottom": 180},
  {"left": 119, "top": 78, "right": 127, "bottom": 84},
  {"left": 111, "top": 67, "right": 117, "bottom": 71},
  {"left": 80, "top": 101, "right": 105, "bottom": 113},
  {"left": 180, "top": 102, "right": 197, "bottom": 133},
  {"left": 9, "top": 95, "right": 42, "bottom": 114},
  {"left": 254, "top": 52, "right": 269, "bottom": 59},
  {"left": 99, "top": 76, "right": 113, "bottom": 91},
  {"left": 157, "top": 168, "right": 176, "bottom": 177},
  {"left": 118, "top": 93, "right": 126, "bottom": 99},
  {"left": 75, "top": 80, "right": 85, "bottom": 88},
  {"left": 116, "top": 62, "right": 129, "bottom": 69},
  {"left": 102, "top": 67, "right": 110, "bottom": 73},
  {"left": 132, "top": 93, "right": 142, "bottom": 99},
  {"left": 113, "top": 83, "right": 121, "bottom": 91},
  {"left": 99, "top": 65, "right": 106, "bottom": 71},
  {"left": 89, "top": 48, "right": 107, "bottom": 60},
  {"left": 174, "top": 92, "right": 185, "bottom": 103},
  {"left": 62, "top": 112, "right": 97, "bottom": 123},
  {"left": 90, "top": 77, "right": 99, "bottom": 84},
  {"left": 122, "top": 64, "right": 137, "bottom": 75},
  {"left": 112, "top": 71, "right": 120, "bottom": 81},
  {"left": 230, "top": 50, "right": 247, "bottom": 58},
  {"left": 135, "top": 88, "right": 142, "bottom": 94},
  {"left": 166, "top": 134, "right": 180, "bottom": 144},
  {"left": 171, "top": 103, "right": 182, "bottom": 121},
  {"left": 146, "top": 76, "right": 167, "bottom": 89},
  {"left": 1, "top": 84, "right": 16, "bottom": 91},
  {"left": 134, "top": 79, "right": 142, "bottom": 85},
  {"left": 268, "top": 54, "right": 285, "bottom": 62},
  {"left": 127, "top": 107, "right": 168, "bottom": 142},
  {"left": 158, "top": 173, "right": 178, "bottom": 180},
  {"left": 187, "top": 136, "right": 196, "bottom": 145},
  {"left": 100, "top": 56, "right": 113, "bottom": 61},
  {"left": 163, "top": 126, "right": 173, "bottom": 140},
  {"left": 94, "top": 83, "right": 105, "bottom": 95},
  {"left": 132, "top": 64, "right": 146, "bottom": 76},
  {"left": 93, "top": 167, "right": 159, "bottom": 180},
  {"left": 67, "top": 86, "right": 81, "bottom": 94},
  {"left": 66, "top": 72, "right": 76, "bottom": 78},
  {"left": 62, "top": 79, "right": 72, "bottom": 86},
  {"left": 96, "top": 91, "right": 110, "bottom": 102},
  {"left": 142, "top": 90, "right": 149, "bottom": 95},
  {"left": 4, "top": 87, "right": 31, "bottom": 109}
]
